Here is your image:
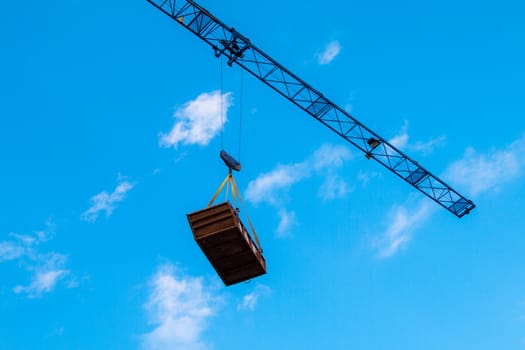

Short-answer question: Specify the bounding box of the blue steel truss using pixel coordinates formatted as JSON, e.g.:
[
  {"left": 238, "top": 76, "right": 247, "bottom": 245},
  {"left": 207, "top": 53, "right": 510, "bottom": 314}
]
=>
[{"left": 147, "top": 0, "right": 476, "bottom": 218}]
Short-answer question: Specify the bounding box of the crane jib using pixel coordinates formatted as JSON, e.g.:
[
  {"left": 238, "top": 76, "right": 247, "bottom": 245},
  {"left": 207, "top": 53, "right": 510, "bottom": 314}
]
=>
[{"left": 146, "top": 0, "right": 476, "bottom": 218}]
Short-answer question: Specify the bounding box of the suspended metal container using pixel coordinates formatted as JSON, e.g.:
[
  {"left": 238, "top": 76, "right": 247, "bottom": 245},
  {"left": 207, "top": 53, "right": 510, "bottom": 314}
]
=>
[{"left": 187, "top": 201, "right": 266, "bottom": 286}]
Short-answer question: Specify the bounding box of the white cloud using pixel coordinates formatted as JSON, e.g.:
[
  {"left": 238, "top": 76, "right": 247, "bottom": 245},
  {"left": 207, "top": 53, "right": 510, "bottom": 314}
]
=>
[
  {"left": 9, "top": 233, "right": 36, "bottom": 246},
  {"left": 375, "top": 133, "right": 525, "bottom": 258},
  {"left": 237, "top": 284, "right": 271, "bottom": 312},
  {"left": 245, "top": 144, "right": 351, "bottom": 236},
  {"left": 318, "top": 175, "right": 352, "bottom": 201},
  {"left": 245, "top": 163, "right": 307, "bottom": 206},
  {"left": 410, "top": 136, "right": 447, "bottom": 156},
  {"left": 245, "top": 144, "right": 351, "bottom": 206},
  {"left": 389, "top": 120, "right": 409, "bottom": 149},
  {"left": 357, "top": 170, "right": 381, "bottom": 188},
  {"left": 1, "top": 222, "right": 73, "bottom": 298},
  {"left": 389, "top": 120, "right": 445, "bottom": 156},
  {"left": 0, "top": 240, "right": 25, "bottom": 262},
  {"left": 276, "top": 209, "right": 297, "bottom": 237},
  {"left": 374, "top": 201, "right": 434, "bottom": 258},
  {"left": 34, "top": 218, "right": 56, "bottom": 242},
  {"left": 317, "top": 40, "right": 341, "bottom": 65},
  {"left": 311, "top": 143, "right": 352, "bottom": 171},
  {"left": 159, "top": 91, "right": 233, "bottom": 148},
  {"left": 445, "top": 134, "right": 525, "bottom": 196},
  {"left": 81, "top": 177, "right": 135, "bottom": 222},
  {"left": 141, "top": 263, "right": 218, "bottom": 350},
  {"left": 14, "top": 253, "right": 69, "bottom": 299}
]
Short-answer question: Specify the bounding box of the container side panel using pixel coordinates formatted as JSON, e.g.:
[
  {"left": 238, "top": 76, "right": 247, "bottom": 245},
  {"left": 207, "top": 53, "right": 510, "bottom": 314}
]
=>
[{"left": 187, "top": 201, "right": 266, "bottom": 286}]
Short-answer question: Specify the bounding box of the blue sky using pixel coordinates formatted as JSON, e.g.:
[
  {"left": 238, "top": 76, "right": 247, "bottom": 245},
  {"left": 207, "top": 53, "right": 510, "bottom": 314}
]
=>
[{"left": 1, "top": 0, "right": 525, "bottom": 349}]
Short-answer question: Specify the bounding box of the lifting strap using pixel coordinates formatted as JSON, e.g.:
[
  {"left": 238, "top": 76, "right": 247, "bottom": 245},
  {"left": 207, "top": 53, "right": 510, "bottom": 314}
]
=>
[
  {"left": 208, "top": 172, "right": 263, "bottom": 252},
  {"left": 207, "top": 173, "right": 230, "bottom": 207}
]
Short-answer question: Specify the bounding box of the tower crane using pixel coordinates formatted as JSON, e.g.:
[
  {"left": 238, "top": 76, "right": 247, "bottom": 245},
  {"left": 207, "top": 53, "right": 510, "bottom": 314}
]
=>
[{"left": 147, "top": 0, "right": 476, "bottom": 218}]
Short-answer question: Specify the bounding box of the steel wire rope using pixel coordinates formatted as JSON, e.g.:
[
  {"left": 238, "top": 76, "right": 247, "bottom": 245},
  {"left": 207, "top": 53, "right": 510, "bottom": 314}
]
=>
[
  {"left": 219, "top": 56, "right": 224, "bottom": 150},
  {"left": 238, "top": 68, "right": 244, "bottom": 163}
]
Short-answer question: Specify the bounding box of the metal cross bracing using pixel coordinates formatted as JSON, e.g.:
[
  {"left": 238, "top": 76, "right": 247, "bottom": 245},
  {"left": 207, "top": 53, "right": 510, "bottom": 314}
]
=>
[{"left": 147, "top": 0, "right": 476, "bottom": 218}]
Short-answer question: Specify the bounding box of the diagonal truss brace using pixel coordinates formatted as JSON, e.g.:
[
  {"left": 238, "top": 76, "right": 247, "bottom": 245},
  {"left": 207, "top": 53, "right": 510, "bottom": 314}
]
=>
[{"left": 147, "top": 0, "right": 476, "bottom": 218}]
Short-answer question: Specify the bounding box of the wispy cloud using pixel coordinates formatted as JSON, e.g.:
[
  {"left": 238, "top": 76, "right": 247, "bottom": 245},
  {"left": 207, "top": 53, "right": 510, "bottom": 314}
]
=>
[
  {"left": 1, "top": 221, "right": 74, "bottom": 298},
  {"left": 373, "top": 201, "right": 434, "bottom": 258},
  {"left": 389, "top": 120, "right": 446, "bottom": 156},
  {"left": 318, "top": 175, "right": 353, "bottom": 201},
  {"left": 245, "top": 144, "right": 351, "bottom": 236},
  {"left": 237, "top": 284, "right": 271, "bottom": 312},
  {"left": 317, "top": 40, "right": 341, "bottom": 65},
  {"left": 311, "top": 143, "right": 351, "bottom": 170},
  {"left": 0, "top": 240, "right": 25, "bottom": 262},
  {"left": 14, "top": 253, "right": 69, "bottom": 298},
  {"left": 244, "top": 163, "right": 307, "bottom": 206},
  {"left": 33, "top": 218, "right": 56, "bottom": 242},
  {"left": 159, "top": 91, "right": 233, "bottom": 149},
  {"left": 141, "top": 263, "right": 219, "bottom": 350},
  {"left": 81, "top": 177, "right": 135, "bottom": 222},
  {"left": 411, "top": 136, "right": 447, "bottom": 156},
  {"left": 357, "top": 170, "right": 381, "bottom": 188},
  {"left": 276, "top": 209, "right": 297, "bottom": 237},
  {"left": 389, "top": 120, "right": 410, "bottom": 149},
  {"left": 375, "top": 133, "right": 525, "bottom": 258},
  {"left": 245, "top": 144, "right": 351, "bottom": 206},
  {"left": 445, "top": 134, "right": 525, "bottom": 196}
]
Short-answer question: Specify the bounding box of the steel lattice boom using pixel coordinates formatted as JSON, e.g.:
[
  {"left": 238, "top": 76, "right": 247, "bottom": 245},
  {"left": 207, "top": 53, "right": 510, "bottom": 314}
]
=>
[{"left": 147, "top": 0, "right": 476, "bottom": 217}]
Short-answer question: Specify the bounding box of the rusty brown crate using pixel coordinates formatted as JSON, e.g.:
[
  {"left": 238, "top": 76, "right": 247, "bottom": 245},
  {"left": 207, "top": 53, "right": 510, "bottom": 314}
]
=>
[{"left": 187, "top": 202, "right": 266, "bottom": 286}]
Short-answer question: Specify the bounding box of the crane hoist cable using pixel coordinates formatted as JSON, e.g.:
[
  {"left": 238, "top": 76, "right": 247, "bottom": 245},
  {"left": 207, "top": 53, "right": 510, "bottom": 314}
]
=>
[
  {"left": 219, "top": 56, "right": 245, "bottom": 164},
  {"left": 237, "top": 68, "right": 244, "bottom": 164},
  {"left": 219, "top": 56, "right": 224, "bottom": 150}
]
